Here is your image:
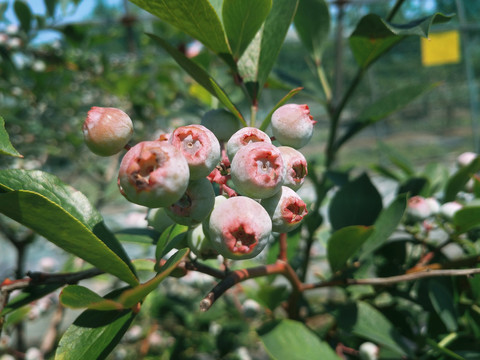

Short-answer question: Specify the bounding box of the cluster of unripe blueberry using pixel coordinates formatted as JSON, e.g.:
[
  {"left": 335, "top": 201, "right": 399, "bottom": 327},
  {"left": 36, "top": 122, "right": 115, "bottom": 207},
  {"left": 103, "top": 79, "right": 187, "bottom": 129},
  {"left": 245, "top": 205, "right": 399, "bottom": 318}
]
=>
[{"left": 83, "top": 104, "right": 316, "bottom": 260}]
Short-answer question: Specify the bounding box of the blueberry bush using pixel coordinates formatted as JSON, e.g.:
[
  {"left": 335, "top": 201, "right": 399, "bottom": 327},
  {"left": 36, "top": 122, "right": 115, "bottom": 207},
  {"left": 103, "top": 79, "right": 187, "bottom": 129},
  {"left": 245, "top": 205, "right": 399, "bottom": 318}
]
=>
[{"left": 3, "top": 0, "right": 480, "bottom": 359}]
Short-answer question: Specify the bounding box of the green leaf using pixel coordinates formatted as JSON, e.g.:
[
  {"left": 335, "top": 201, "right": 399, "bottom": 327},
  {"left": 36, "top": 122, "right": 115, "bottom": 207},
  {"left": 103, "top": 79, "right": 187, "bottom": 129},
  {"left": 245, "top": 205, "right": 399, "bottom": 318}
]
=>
[
  {"left": 327, "top": 225, "right": 374, "bottom": 273},
  {"left": 119, "top": 248, "right": 189, "bottom": 308},
  {"left": 0, "top": 188, "right": 137, "bottom": 286},
  {"left": 148, "top": 34, "right": 245, "bottom": 125},
  {"left": 336, "top": 82, "right": 439, "bottom": 149},
  {"left": 129, "top": 0, "right": 231, "bottom": 57},
  {"left": 44, "top": 0, "right": 57, "bottom": 18},
  {"left": 238, "top": 0, "right": 299, "bottom": 100},
  {"left": 259, "top": 87, "right": 303, "bottom": 131},
  {"left": 55, "top": 308, "right": 136, "bottom": 360},
  {"left": 258, "top": 319, "right": 340, "bottom": 360},
  {"left": 294, "top": 0, "right": 330, "bottom": 61},
  {"left": 60, "top": 285, "right": 124, "bottom": 311},
  {"left": 349, "top": 13, "right": 452, "bottom": 69},
  {"left": 14, "top": 0, "right": 32, "bottom": 33},
  {"left": 453, "top": 206, "right": 480, "bottom": 234},
  {"left": 360, "top": 194, "right": 407, "bottom": 259},
  {"left": 0, "top": 117, "right": 22, "bottom": 157},
  {"left": 444, "top": 156, "right": 480, "bottom": 202},
  {"left": 328, "top": 173, "right": 383, "bottom": 231},
  {"left": 115, "top": 228, "right": 159, "bottom": 245},
  {"left": 223, "top": 0, "right": 272, "bottom": 59},
  {"left": 1, "top": 284, "right": 62, "bottom": 316},
  {"left": 428, "top": 280, "right": 458, "bottom": 332},
  {"left": 397, "top": 177, "right": 429, "bottom": 197},
  {"left": 155, "top": 224, "right": 189, "bottom": 260},
  {"left": 377, "top": 141, "right": 415, "bottom": 177},
  {"left": 336, "top": 302, "right": 410, "bottom": 357}
]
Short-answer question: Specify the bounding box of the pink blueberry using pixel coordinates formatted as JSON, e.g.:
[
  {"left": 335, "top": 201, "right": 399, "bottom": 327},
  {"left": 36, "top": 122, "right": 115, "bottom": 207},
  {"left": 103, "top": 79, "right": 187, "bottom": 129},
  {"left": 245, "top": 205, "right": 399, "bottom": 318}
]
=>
[
  {"left": 83, "top": 106, "right": 133, "bottom": 156},
  {"left": 118, "top": 141, "right": 189, "bottom": 208},
  {"left": 406, "top": 196, "right": 433, "bottom": 221},
  {"left": 226, "top": 127, "right": 272, "bottom": 161},
  {"left": 208, "top": 196, "right": 272, "bottom": 260},
  {"left": 278, "top": 146, "right": 308, "bottom": 190},
  {"left": 165, "top": 178, "right": 215, "bottom": 226},
  {"left": 271, "top": 104, "right": 316, "bottom": 149},
  {"left": 230, "top": 142, "right": 285, "bottom": 199},
  {"left": 201, "top": 109, "right": 240, "bottom": 142},
  {"left": 169, "top": 124, "right": 221, "bottom": 180},
  {"left": 456, "top": 151, "right": 477, "bottom": 168},
  {"left": 261, "top": 186, "right": 308, "bottom": 233}
]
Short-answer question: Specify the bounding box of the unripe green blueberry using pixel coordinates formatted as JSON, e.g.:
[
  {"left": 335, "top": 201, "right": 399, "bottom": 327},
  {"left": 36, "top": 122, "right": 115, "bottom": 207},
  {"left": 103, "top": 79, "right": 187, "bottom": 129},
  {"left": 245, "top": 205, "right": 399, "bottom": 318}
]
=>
[
  {"left": 231, "top": 142, "right": 285, "bottom": 199},
  {"left": 208, "top": 196, "right": 272, "bottom": 260},
  {"left": 187, "top": 224, "right": 218, "bottom": 260},
  {"left": 169, "top": 124, "right": 221, "bottom": 180},
  {"left": 83, "top": 106, "right": 133, "bottom": 156},
  {"left": 201, "top": 109, "right": 240, "bottom": 142},
  {"left": 118, "top": 141, "right": 190, "bottom": 208},
  {"left": 147, "top": 207, "right": 175, "bottom": 233},
  {"left": 277, "top": 146, "right": 308, "bottom": 190},
  {"left": 226, "top": 127, "right": 271, "bottom": 161},
  {"left": 271, "top": 104, "right": 316, "bottom": 149},
  {"left": 165, "top": 178, "right": 215, "bottom": 226},
  {"left": 261, "top": 186, "right": 307, "bottom": 233}
]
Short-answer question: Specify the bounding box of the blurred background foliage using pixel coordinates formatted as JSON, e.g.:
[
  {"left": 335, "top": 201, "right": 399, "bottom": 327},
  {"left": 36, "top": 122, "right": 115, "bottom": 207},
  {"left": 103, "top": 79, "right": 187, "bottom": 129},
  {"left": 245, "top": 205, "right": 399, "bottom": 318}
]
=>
[{"left": 1, "top": 0, "right": 480, "bottom": 358}]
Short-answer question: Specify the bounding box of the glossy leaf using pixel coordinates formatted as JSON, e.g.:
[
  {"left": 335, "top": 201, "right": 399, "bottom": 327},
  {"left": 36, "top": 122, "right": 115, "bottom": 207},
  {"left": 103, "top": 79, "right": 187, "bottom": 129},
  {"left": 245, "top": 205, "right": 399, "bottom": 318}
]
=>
[
  {"left": 258, "top": 319, "right": 340, "bottom": 360},
  {"left": 336, "top": 82, "right": 439, "bottom": 149},
  {"left": 327, "top": 225, "right": 374, "bottom": 272},
  {"left": 0, "top": 170, "right": 137, "bottom": 283},
  {"left": 119, "top": 248, "right": 189, "bottom": 308},
  {"left": 148, "top": 34, "right": 245, "bottom": 125},
  {"left": 129, "top": 0, "right": 231, "bottom": 57},
  {"left": 428, "top": 280, "right": 458, "bottom": 332},
  {"left": 155, "top": 224, "right": 189, "bottom": 260},
  {"left": 453, "top": 206, "right": 480, "bottom": 234},
  {"left": 60, "top": 285, "right": 124, "bottom": 311},
  {"left": 328, "top": 173, "right": 383, "bottom": 231},
  {"left": 294, "top": 0, "right": 330, "bottom": 61},
  {"left": 444, "top": 156, "right": 480, "bottom": 202},
  {"left": 336, "top": 302, "right": 410, "bottom": 357},
  {"left": 349, "top": 13, "right": 452, "bottom": 69},
  {"left": 259, "top": 87, "right": 303, "bottom": 131},
  {"left": 0, "top": 190, "right": 138, "bottom": 287},
  {"left": 14, "top": 0, "right": 32, "bottom": 33},
  {"left": 55, "top": 308, "right": 136, "bottom": 360},
  {"left": 223, "top": 0, "right": 272, "bottom": 59},
  {"left": 115, "top": 228, "right": 159, "bottom": 245},
  {"left": 360, "top": 194, "right": 407, "bottom": 259},
  {"left": 0, "top": 117, "right": 22, "bottom": 157},
  {"left": 238, "top": 0, "right": 299, "bottom": 100},
  {"left": 1, "top": 284, "right": 62, "bottom": 316}
]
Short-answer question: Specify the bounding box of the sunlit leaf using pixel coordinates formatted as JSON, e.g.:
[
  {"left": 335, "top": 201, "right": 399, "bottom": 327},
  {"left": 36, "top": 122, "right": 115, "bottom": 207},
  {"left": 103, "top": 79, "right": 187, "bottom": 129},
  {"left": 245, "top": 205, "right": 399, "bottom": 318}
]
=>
[
  {"left": 60, "top": 285, "right": 124, "bottom": 311},
  {"left": 349, "top": 13, "right": 452, "bottom": 69},
  {"left": 258, "top": 319, "right": 340, "bottom": 360},
  {"left": 0, "top": 117, "right": 22, "bottom": 158},
  {"left": 129, "top": 0, "right": 231, "bottom": 58},
  {"left": 223, "top": 0, "right": 272, "bottom": 59},
  {"left": 238, "top": 0, "right": 299, "bottom": 100}
]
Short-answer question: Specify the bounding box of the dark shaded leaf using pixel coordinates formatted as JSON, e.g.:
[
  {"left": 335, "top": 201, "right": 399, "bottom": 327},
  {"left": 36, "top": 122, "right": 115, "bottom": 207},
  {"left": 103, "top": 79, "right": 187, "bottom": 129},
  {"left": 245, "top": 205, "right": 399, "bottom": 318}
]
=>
[
  {"left": 328, "top": 173, "right": 383, "bottom": 231},
  {"left": 294, "top": 0, "right": 330, "bottom": 61},
  {"left": 327, "top": 225, "right": 374, "bottom": 272},
  {"left": 14, "top": 0, "right": 32, "bottom": 33},
  {"left": 444, "top": 156, "right": 480, "bottom": 202}
]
